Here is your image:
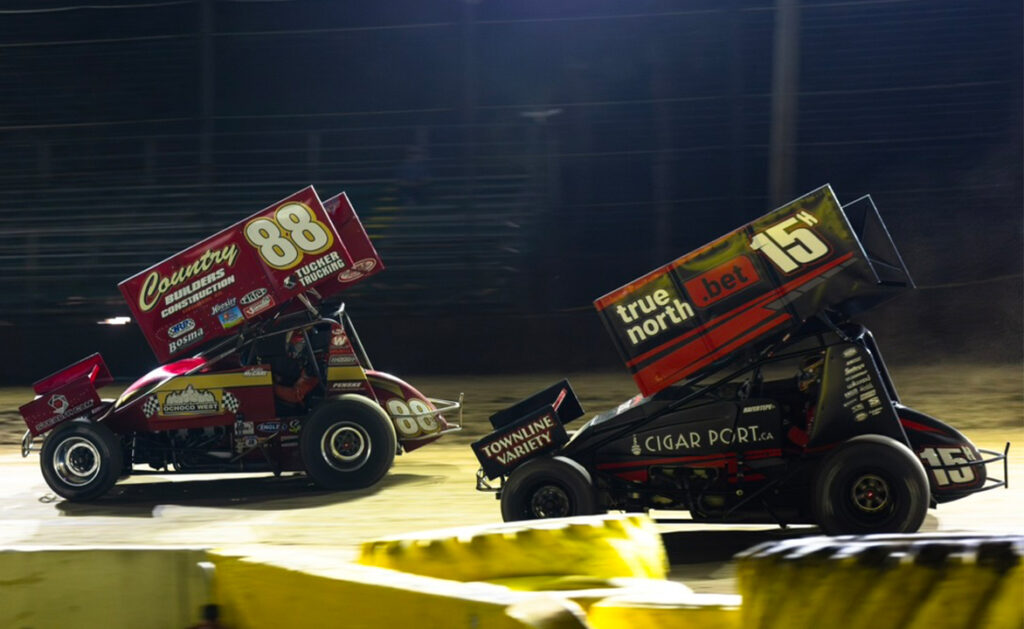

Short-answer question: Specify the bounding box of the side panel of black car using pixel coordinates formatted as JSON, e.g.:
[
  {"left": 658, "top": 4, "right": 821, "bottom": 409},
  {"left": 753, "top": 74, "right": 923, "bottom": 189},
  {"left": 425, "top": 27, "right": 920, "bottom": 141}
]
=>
[
  {"left": 592, "top": 400, "right": 784, "bottom": 463},
  {"left": 898, "top": 404, "right": 988, "bottom": 502},
  {"left": 809, "top": 342, "right": 906, "bottom": 448}
]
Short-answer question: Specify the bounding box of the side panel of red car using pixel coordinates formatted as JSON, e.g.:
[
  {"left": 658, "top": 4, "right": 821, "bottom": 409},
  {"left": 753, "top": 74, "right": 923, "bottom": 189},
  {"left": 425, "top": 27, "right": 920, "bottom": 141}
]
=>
[
  {"left": 366, "top": 371, "right": 450, "bottom": 453},
  {"left": 114, "top": 367, "right": 278, "bottom": 433}
]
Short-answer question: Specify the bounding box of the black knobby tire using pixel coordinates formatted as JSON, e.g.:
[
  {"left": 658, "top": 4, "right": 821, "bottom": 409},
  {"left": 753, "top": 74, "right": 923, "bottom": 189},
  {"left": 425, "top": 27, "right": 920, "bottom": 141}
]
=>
[
  {"left": 300, "top": 397, "right": 397, "bottom": 490},
  {"left": 811, "top": 434, "right": 929, "bottom": 535},
  {"left": 40, "top": 420, "right": 124, "bottom": 502},
  {"left": 500, "top": 456, "right": 599, "bottom": 522}
]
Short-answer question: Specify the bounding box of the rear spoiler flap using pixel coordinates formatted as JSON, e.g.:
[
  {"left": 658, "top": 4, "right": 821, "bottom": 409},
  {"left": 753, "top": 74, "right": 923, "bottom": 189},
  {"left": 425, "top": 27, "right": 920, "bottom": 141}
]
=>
[
  {"left": 835, "top": 194, "right": 914, "bottom": 316},
  {"left": 20, "top": 353, "right": 112, "bottom": 436},
  {"left": 472, "top": 380, "right": 584, "bottom": 479}
]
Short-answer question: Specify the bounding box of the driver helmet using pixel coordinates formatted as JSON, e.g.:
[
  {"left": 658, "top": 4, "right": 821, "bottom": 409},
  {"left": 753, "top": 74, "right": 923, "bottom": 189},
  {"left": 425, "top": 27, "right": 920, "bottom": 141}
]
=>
[
  {"left": 797, "top": 354, "right": 825, "bottom": 393},
  {"left": 285, "top": 330, "right": 307, "bottom": 360}
]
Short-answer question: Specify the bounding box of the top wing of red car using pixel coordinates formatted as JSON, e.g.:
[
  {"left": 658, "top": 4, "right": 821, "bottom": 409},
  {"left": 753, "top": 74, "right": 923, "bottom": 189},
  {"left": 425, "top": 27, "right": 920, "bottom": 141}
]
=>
[
  {"left": 119, "top": 187, "right": 384, "bottom": 362},
  {"left": 595, "top": 185, "right": 912, "bottom": 397}
]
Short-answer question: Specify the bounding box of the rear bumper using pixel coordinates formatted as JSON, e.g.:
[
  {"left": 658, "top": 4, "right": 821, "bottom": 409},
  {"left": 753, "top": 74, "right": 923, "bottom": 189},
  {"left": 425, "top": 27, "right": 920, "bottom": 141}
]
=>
[
  {"left": 933, "top": 442, "right": 1010, "bottom": 503},
  {"left": 475, "top": 467, "right": 503, "bottom": 494},
  {"left": 973, "top": 442, "right": 1010, "bottom": 493},
  {"left": 22, "top": 429, "right": 38, "bottom": 458},
  {"left": 429, "top": 394, "right": 464, "bottom": 435}
]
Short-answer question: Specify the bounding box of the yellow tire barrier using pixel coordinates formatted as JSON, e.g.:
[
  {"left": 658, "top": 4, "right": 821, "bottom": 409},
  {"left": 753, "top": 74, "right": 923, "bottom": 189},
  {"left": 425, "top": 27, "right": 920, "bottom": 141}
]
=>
[
  {"left": 736, "top": 534, "right": 1023, "bottom": 629},
  {"left": 209, "top": 550, "right": 590, "bottom": 629},
  {"left": 587, "top": 592, "right": 742, "bottom": 629},
  {"left": 358, "top": 513, "right": 668, "bottom": 582},
  {"left": 487, "top": 576, "right": 695, "bottom": 615},
  {"left": 0, "top": 546, "right": 212, "bottom": 629}
]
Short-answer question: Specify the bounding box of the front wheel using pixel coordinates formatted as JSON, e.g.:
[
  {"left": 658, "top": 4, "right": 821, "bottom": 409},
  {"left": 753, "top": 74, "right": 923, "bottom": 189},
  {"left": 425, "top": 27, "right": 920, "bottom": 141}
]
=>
[
  {"left": 300, "top": 397, "right": 397, "bottom": 490},
  {"left": 500, "top": 456, "right": 599, "bottom": 522},
  {"left": 811, "top": 434, "right": 930, "bottom": 535},
  {"left": 40, "top": 420, "right": 124, "bottom": 501}
]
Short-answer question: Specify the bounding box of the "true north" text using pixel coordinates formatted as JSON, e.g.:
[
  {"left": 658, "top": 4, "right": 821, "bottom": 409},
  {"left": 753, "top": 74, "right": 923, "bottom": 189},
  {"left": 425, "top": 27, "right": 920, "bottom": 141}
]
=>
[{"left": 614, "top": 289, "right": 695, "bottom": 346}]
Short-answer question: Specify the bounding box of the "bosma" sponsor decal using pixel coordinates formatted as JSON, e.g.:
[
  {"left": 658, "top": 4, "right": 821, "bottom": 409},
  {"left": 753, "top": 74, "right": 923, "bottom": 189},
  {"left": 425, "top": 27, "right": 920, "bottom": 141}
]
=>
[{"left": 168, "top": 327, "right": 205, "bottom": 354}]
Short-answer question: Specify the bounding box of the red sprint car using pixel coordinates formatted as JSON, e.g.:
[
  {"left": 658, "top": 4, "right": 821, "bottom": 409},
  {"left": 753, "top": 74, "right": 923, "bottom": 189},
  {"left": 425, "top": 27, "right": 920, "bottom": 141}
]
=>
[{"left": 20, "top": 187, "right": 461, "bottom": 501}]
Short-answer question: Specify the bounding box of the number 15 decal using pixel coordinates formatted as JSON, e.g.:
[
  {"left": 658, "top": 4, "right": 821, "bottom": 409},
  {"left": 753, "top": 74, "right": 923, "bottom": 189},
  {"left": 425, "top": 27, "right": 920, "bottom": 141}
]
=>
[
  {"left": 919, "top": 446, "right": 978, "bottom": 486},
  {"left": 749, "top": 211, "right": 829, "bottom": 273}
]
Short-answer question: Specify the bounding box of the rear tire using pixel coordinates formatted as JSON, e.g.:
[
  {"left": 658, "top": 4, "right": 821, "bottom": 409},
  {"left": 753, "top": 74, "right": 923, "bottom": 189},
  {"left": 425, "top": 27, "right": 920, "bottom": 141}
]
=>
[
  {"left": 501, "top": 456, "right": 598, "bottom": 522},
  {"left": 40, "top": 420, "right": 123, "bottom": 502},
  {"left": 300, "top": 397, "right": 397, "bottom": 490},
  {"left": 812, "top": 434, "right": 929, "bottom": 535}
]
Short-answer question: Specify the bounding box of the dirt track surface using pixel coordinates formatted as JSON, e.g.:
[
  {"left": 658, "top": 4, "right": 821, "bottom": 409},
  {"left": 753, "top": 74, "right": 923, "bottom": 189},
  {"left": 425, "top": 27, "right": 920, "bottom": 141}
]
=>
[
  {"left": 1, "top": 368, "right": 1021, "bottom": 593},
  {"left": 1, "top": 434, "right": 1020, "bottom": 594}
]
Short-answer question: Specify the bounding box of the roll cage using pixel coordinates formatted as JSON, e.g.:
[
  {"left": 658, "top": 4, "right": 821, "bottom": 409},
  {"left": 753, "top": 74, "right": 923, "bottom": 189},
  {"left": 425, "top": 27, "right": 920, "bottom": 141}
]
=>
[
  {"left": 107, "top": 292, "right": 364, "bottom": 412},
  {"left": 561, "top": 313, "right": 876, "bottom": 455}
]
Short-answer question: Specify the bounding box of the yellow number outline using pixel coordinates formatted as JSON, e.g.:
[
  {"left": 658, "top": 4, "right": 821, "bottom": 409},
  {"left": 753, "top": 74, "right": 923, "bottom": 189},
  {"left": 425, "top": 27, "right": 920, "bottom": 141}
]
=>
[{"left": 244, "top": 202, "right": 335, "bottom": 270}]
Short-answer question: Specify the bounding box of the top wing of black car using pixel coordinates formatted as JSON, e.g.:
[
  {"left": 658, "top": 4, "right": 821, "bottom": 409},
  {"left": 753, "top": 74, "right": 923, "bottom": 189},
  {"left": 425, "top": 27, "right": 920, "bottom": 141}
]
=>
[{"left": 594, "top": 185, "right": 912, "bottom": 396}]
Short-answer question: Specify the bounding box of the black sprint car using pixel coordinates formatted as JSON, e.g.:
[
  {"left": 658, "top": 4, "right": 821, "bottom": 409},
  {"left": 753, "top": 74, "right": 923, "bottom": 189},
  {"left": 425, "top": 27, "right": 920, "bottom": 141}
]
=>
[{"left": 472, "top": 186, "right": 1008, "bottom": 535}]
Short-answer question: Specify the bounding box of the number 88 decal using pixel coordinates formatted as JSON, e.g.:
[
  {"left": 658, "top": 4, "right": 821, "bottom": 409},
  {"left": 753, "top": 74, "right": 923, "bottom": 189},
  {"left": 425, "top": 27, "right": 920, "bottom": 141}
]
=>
[
  {"left": 386, "top": 398, "right": 440, "bottom": 438},
  {"left": 245, "top": 202, "right": 334, "bottom": 270}
]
